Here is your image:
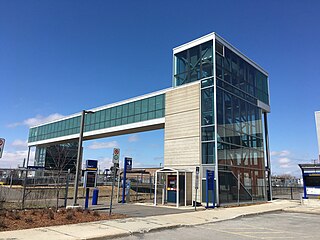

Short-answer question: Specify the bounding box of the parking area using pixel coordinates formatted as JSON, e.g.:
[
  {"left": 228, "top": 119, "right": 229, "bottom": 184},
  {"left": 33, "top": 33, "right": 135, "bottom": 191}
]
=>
[{"left": 116, "top": 211, "right": 320, "bottom": 239}]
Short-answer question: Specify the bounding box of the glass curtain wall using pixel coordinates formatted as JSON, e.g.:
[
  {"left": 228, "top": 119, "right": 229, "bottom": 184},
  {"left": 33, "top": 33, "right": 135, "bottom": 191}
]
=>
[
  {"left": 215, "top": 40, "right": 267, "bottom": 204},
  {"left": 174, "top": 41, "right": 213, "bottom": 87}
]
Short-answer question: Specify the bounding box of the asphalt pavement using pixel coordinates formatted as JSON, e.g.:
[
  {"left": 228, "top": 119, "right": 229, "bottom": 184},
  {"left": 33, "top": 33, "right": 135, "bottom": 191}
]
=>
[{"left": 116, "top": 212, "right": 320, "bottom": 240}]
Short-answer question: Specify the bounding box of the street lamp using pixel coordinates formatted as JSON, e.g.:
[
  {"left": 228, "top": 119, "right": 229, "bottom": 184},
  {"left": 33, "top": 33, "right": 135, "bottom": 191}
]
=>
[{"left": 72, "top": 110, "right": 94, "bottom": 206}]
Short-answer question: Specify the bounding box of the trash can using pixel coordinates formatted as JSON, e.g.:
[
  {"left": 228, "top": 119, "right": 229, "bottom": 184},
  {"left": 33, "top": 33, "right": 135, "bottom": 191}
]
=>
[{"left": 92, "top": 188, "right": 99, "bottom": 205}]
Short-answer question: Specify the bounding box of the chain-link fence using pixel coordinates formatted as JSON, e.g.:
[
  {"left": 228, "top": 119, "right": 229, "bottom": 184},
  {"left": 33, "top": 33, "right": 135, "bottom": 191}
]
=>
[
  {"left": 0, "top": 169, "right": 75, "bottom": 210},
  {"left": 272, "top": 186, "right": 304, "bottom": 200},
  {"left": 0, "top": 169, "right": 157, "bottom": 210}
]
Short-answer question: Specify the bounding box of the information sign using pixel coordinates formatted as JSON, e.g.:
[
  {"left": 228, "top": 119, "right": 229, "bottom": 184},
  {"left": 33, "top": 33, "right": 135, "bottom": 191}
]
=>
[
  {"left": 125, "top": 157, "right": 132, "bottom": 170},
  {"left": 0, "top": 138, "right": 5, "bottom": 159},
  {"left": 113, "top": 148, "right": 120, "bottom": 164},
  {"left": 195, "top": 167, "right": 200, "bottom": 189},
  {"left": 86, "top": 159, "right": 98, "bottom": 170}
]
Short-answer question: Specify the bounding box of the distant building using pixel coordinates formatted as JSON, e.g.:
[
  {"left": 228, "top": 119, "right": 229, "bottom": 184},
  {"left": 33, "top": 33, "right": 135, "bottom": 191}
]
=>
[
  {"left": 271, "top": 175, "right": 302, "bottom": 187},
  {"left": 35, "top": 142, "right": 78, "bottom": 173}
]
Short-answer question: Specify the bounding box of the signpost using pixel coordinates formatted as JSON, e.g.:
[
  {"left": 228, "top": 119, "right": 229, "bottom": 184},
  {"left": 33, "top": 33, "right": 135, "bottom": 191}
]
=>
[
  {"left": 0, "top": 138, "right": 5, "bottom": 158},
  {"left": 195, "top": 166, "right": 200, "bottom": 211},
  {"left": 109, "top": 148, "right": 120, "bottom": 215},
  {"left": 122, "top": 157, "right": 132, "bottom": 204}
]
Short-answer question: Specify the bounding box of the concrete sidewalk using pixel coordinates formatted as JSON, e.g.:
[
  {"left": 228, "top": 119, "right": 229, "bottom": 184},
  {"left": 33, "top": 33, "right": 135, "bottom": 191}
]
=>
[{"left": 0, "top": 200, "right": 303, "bottom": 240}]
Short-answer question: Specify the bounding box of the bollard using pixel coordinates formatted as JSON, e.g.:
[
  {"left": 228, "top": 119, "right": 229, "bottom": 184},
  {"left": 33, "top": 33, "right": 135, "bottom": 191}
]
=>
[
  {"left": 85, "top": 188, "right": 90, "bottom": 209},
  {"left": 92, "top": 188, "right": 99, "bottom": 205}
]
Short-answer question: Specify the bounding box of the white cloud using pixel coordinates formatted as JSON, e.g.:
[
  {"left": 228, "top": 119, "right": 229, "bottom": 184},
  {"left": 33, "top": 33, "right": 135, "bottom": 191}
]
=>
[
  {"left": 7, "top": 113, "right": 65, "bottom": 128},
  {"left": 0, "top": 150, "right": 35, "bottom": 168},
  {"left": 11, "top": 139, "right": 28, "bottom": 149},
  {"left": 153, "top": 156, "right": 163, "bottom": 161},
  {"left": 95, "top": 157, "right": 114, "bottom": 170},
  {"left": 87, "top": 141, "right": 118, "bottom": 150},
  {"left": 279, "top": 157, "right": 290, "bottom": 165},
  {"left": 271, "top": 150, "right": 290, "bottom": 157},
  {"left": 128, "top": 134, "right": 139, "bottom": 143}
]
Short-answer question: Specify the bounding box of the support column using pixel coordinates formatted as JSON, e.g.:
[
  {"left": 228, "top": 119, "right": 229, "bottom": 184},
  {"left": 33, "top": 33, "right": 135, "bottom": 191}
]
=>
[{"left": 264, "top": 112, "right": 272, "bottom": 201}]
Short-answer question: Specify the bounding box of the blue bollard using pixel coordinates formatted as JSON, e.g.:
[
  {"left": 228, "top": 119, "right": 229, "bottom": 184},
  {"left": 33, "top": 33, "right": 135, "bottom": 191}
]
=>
[
  {"left": 85, "top": 188, "right": 90, "bottom": 209},
  {"left": 92, "top": 188, "right": 99, "bottom": 205}
]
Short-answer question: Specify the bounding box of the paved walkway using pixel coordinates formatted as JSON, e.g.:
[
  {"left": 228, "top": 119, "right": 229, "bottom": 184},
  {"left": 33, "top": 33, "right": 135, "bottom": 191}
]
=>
[
  {"left": 97, "top": 202, "right": 198, "bottom": 217},
  {"left": 0, "top": 200, "right": 311, "bottom": 240}
]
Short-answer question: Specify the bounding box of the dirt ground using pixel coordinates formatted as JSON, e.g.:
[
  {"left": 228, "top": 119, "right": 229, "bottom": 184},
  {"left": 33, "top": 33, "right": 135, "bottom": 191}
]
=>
[{"left": 0, "top": 208, "right": 126, "bottom": 232}]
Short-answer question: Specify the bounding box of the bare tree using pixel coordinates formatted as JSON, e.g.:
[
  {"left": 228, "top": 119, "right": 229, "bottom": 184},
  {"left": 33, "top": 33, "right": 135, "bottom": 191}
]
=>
[{"left": 45, "top": 143, "right": 77, "bottom": 209}]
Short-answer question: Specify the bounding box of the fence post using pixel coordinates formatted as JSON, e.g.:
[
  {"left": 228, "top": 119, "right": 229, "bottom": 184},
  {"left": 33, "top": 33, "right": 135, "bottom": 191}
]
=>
[
  {"left": 290, "top": 187, "right": 293, "bottom": 200},
  {"left": 21, "top": 147, "right": 31, "bottom": 209},
  {"left": 135, "top": 175, "right": 139, "bottom": 201},
  {"left": 149, "top": 175, "right": 152, "bottom": 200},
  {"left": 64, "top": 169, "right": 70, "bottom": 207}
]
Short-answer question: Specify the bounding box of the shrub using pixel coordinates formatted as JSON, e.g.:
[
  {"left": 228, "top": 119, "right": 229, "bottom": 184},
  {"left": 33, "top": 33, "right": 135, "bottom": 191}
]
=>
[
  {"left": 12, "top": 211, "right": 21, "bottom": 220},
  {"left": 51, "top": 207, "right": 57, "bottom": 212},
  {"left": 25, "top": 216, "right": 33, "bottom": 223},
  {"left": 76, "top": 207, "right": 83, "bottom": 213},
  {"left": 66, "top": 208, "right": 75, "bottom": 216},
  {"left": 65, "top": 212, "right": 74, "bottom": 220},
  {"left": 47, "top": 210, "right": 54, "bottom": 220},
  {"left": 59, "top": 208, "right": 66, "bottom": 214},
  {"left": 84, "top": 209, "right": 90, "bottom": 215},
  {"left": 93, "top": 211, "right": 100, "bottom": 217},
  {"left": 0, "top": 218, "right": 6, "bottom": 229}
]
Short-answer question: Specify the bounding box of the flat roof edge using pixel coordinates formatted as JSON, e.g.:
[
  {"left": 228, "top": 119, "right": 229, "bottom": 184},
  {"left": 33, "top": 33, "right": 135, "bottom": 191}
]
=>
[
  {"left": 173, "top": 32, "right": 215, "bottom": 54},
  {"left": 215, "top": 33, "right": 269, "bottom": 76}
]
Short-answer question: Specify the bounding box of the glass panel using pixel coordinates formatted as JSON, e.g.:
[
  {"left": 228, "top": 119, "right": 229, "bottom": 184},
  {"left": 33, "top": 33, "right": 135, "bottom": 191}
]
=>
[
  {"left": 201, "top": 87, "right": 214, "bottom": 125},
  {"left": 116, "top": 106, "right": 122, "bottom": 119},
  {"left": 110, "top": 107, "right": 117, "bottom": 119},
  {"left": 122, "top": 104, "right": 128, "bottom": 117},
  {"left": 202, "top": 142, "right": 215, "bottom": 164},
  {"left": 202, "top": 126, "right": 215, "bottom": 141},
  {"left": 148, "top": 111, "right": 155, "bottom": 119},
  {"left": 148, "top": 97, "right": 155, "bottom": 111},
  {"left": 141, "top": 99, "right": 148, "bottom": 113},
  {"left": 134, "top": 101, "right": 141, "bottom": 114},
  {"left": 128, "top": 102, "right": 135, "bottom": 116},
  {"left": 155, "top": 95, "right": 163, "bottom": 110}
]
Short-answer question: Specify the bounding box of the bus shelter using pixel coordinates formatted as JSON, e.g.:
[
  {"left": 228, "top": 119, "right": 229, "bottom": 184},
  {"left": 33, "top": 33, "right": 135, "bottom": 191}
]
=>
[
  {"left": 154, "top": 167, "right": 192, "bottom": 208},
  {"left": 299, "top": 164, "right": 320, "bottom": 198}
]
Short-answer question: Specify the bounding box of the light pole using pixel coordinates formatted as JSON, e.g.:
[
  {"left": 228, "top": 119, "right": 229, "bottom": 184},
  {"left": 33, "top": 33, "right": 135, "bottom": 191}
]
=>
[{"left": 72, "top": 110, "right": 94, "bottom": 206}]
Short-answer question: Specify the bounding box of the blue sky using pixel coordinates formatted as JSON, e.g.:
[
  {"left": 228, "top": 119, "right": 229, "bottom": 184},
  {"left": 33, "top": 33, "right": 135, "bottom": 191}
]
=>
[{"left": 0, "top": 0, "right": 319, "bottom": 177}]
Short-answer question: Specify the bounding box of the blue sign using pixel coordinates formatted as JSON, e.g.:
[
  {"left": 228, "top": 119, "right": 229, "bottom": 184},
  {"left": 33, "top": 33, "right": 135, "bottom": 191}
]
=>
[
  {"left": 125, "top": 157, "right": 132, "bottom": 170},
  {"left": 207, "top": 170, "right": 215, "bottom": 190},
  {"left": 86, "top": 160, "right": 98, "bottom": 170},
  {"left": 206, "top": 170, "right": 215, "bottom": 208}
]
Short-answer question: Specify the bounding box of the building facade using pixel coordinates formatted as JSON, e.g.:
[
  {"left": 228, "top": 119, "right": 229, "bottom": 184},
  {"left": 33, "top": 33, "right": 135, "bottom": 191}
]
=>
[
  {"left": 316, "top": 111, "right": 320, "bottom": 161},
  {"left": 28, "top": 33, "right": 271, "bottom": 206}
]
